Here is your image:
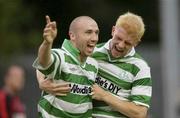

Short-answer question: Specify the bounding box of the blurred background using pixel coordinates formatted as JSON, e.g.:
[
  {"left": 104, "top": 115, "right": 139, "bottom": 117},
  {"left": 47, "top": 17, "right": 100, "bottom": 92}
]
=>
[{"left": 0, "top": 0, "right": 179, "bottom": 118}]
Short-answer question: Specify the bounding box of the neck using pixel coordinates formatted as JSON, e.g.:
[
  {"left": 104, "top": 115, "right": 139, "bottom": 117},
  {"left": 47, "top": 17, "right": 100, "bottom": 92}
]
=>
[
  {"left": 71, "top": 40, "right": 87, "bottom": 64},
  {"left": 79, "top": 55, "right": 87, "bottom": 64}
]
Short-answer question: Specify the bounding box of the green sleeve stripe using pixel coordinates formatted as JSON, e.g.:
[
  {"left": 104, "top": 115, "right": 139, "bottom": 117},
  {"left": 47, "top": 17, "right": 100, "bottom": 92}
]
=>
[
  {"left": 39, "top": 98, "right": 92, "bottom": 118},
  {"left": 133, "top": 78, "right": 152, "bottom": 87},
  {"left": 53, "top": 62, "right": 61, "bottom": 80},
  {"left": 39, "top": 53, "right": 57, "bottom": 75},
  {"left": 51, "top": 50, "right": 62, "bottom": 81},
  {"left": 128, "top": 95, "right": 151, "bottom": 105}
]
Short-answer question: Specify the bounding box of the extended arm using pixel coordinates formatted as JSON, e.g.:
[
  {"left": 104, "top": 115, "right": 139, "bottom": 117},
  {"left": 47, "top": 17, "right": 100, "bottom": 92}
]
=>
[{"left": 38, "top": 15, "right": 57, "bottom": 68}]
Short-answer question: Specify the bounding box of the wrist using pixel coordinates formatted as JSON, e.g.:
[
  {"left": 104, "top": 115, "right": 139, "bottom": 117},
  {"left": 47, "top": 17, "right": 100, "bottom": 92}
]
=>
[{"left": 43, "top": 39, "right": 53, "bottom": 45}]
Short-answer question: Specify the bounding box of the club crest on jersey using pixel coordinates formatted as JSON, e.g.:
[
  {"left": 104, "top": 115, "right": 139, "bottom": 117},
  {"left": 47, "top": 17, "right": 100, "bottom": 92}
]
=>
[{"left": 95, "top": 76, "right": 121, "bottom": 95}]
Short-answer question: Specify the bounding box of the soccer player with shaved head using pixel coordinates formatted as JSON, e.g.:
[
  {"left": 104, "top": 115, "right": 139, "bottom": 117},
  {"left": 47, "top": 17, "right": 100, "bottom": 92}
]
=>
[{"left": 33, "top": 16, "right": 99, "bottom": 117}]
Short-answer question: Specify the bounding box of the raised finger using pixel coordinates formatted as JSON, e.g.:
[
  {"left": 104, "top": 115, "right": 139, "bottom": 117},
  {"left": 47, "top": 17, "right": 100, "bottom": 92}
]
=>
[
  {"left": 46, "top": 15, "right": 51, "bottom": 24},
  {"left": 51, "top": 21, "right": 57, "bottom": 30}
]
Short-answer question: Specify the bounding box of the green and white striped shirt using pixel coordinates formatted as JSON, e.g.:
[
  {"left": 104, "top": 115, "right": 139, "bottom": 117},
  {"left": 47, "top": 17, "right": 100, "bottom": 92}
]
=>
[
  {"left": 92, "top": 40, "right": 152, "bottom": 118},
  {"left": 33, "top": 39, "right": 98, "bottom": 118}
]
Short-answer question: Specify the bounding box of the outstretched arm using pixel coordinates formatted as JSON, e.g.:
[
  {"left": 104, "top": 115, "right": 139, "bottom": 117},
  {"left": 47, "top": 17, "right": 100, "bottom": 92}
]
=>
[{"left": 38, "top": 15, "right": 57, "bottom": 68}]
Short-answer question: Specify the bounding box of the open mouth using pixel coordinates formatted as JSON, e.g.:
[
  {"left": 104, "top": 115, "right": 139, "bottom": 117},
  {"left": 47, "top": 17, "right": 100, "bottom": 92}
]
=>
[{"left": 87, "top": 44, "right": 95, "bottom": 48}]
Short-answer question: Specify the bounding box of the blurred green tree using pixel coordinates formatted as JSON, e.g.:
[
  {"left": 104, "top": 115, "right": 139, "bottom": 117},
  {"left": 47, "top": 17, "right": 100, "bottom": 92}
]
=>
[{"left": 0, "top": 0, "right": 41, "bottom": 59}]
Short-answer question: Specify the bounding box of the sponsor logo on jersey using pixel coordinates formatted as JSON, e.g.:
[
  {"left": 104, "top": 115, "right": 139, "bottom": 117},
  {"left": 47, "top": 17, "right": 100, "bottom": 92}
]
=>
[
  {"left": 95, "top": 76, "right": 121, "bottom": 95},
  {"left": 70, "top": 83, "right": 92, "bottom": 95}
]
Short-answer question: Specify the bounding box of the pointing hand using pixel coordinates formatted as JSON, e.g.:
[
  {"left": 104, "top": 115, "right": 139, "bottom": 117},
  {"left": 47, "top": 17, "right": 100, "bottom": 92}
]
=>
[{"left": 43, "top": 15, "right": 57, "bottom": 43}]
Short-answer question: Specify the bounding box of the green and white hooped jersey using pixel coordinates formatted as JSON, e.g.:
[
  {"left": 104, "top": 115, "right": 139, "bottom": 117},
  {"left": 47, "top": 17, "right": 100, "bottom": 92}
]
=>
[
  {"left": 33, "top": 39, "right": 98, "bottom": 118},
  {"left": 92, "top": 40, "right": 152, "bottom": 118}
]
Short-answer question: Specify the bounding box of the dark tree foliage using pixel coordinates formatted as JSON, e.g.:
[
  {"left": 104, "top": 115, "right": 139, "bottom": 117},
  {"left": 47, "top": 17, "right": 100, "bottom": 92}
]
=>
[{"left": 0, "top": 0, "right": 159, "bottom": 57}]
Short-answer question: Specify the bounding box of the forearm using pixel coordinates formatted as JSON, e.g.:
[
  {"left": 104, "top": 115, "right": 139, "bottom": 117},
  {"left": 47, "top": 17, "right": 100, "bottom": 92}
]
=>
[
  {"left": 36, "top": 70, "right": 50, "bottom": 91},
  {"left": 102, "top": 92, "right": 147, "bottom": 118},
  {"left": 38, "top": 40, "right": 53, "bottom": 68},
  {"left": 36, "top": 70, "right": 45, "bottom": 84}
]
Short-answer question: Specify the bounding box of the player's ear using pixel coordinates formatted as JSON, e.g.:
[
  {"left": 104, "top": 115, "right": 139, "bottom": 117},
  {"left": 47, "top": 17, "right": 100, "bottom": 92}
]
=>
[
  {"left": 111, "top": 26, "right": 115, "bottom": 37},
  {"left": 69, "top": 31, "right": 75, "bottom": 41}
]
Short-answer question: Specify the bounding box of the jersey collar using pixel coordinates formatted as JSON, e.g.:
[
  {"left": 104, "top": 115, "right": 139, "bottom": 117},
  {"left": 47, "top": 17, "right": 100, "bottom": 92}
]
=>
[{"left": 62, "top": 39, "right": 86, "bottom": 67}]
